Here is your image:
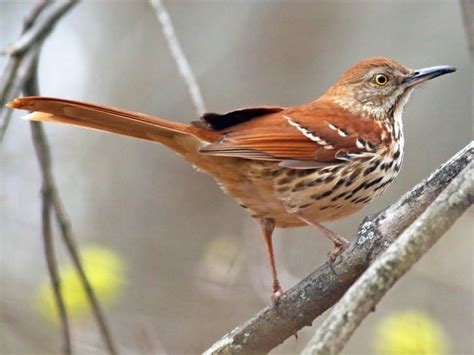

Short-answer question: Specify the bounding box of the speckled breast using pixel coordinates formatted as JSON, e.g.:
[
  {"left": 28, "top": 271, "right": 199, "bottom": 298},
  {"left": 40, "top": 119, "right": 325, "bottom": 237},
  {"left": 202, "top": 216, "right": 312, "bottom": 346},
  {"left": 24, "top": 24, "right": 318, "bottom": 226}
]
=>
[
  {"left": 211, "top": 140, "right": 403, "bottom": 228},
  {"left": 273, "top": 143, "right": 404, "bottom": 224}
]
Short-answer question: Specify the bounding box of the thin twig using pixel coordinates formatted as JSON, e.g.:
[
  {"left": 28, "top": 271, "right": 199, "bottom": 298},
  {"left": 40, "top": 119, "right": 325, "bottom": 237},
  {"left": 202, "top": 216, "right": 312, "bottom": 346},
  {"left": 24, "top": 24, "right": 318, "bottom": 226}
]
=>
[
  {"left": 22, "top": 0, "right": 50, "bottom": 30},
  {"left": 302, "top": 162, "right": 474, "bottom": 355},
  {"left": 0, "top": 43, "right": 41, "bottom": 142},
  {"left": 31, "top": 121, "right": 73, "bottom": 355},
  {"left": 3, "top": 1, "right": 118, "bottom": 353},
  {"left": 5, "top": 2, "right": 73, "bottom": 353},
  {"left": 24, "top": 65, "right": 118, "bottom": 355},
  {"left": 3, "top": 1, "right": 77, "bottom": 56},
  {"left": 0, "top": 1, "right": 46, "bottom": 141},
  {"left": 204, "top": 142, "right": 473, "bottom": 354},
  {"left": 149, "top": 0, "right": 207, "bottom": 116},
  {"left": 0, "top": 0, "right": 48, "bottom": 104},
  {"left": 19, "top": 9, "right": 118, "bottom": 355},
  {"left": 0, "top": 0, "right": 48, "bottom": 139},
  {"left": 460, "top": 0, "right": 474, "bottom": 55},
  {"left": 0, "top": 0, "right": 76, "bottom": 143},
  {"left": 51, "top": 193, "right": 118, "bottom": 355},
  {"left": 28, "top": 55, "right": 72, "bottom": 355}
]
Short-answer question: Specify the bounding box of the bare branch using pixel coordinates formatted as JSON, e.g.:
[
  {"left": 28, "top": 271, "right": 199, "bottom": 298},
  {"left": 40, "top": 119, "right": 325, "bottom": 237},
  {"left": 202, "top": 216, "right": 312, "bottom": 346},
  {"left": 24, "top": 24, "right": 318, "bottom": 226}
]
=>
[
  {"left": 0, "top": 0, "right": 77, "bottom": 143},
  {"left": 0, "top": 0, "right": 47, "bottom": 107},
  {"left": 22, "top": 0, "right": 50, "bottom": 31},
  {"left": 31, "top": 119, "right": 73, "bottom": 355},
  {"left": 5, "top": 2, "right": 73, "bottom": 353},
  {"left": 2, "top": 1, "right": 117, "bottom": 353},
  {"left": 22, "top": 28, "right": 118, "bottom": 355},
  {"left": 26, "top": 102, "right": 118, "bottom": 354},
  {"left": 25, "top": 41, "right": 72, "bottom": 354},
  {"left": 204, "top": 142, "right": 473, "bottom": 354},
  {"left": 0, "top": 43, "right": 41, "bottom": 142},
  {"left": 51, "top": 193, "right": 118, "bottom": 355},
  {"left": 3, "top": 1, "right": 77, "bottom": 56},
  {"left": 29, "top": 118, "right": 118, "bottom": 355},
  {"left": 302, "top": 161, "right": 473, "bottom": 355},
  {"left": 149, "top": 0, "right": 207, "bottom": 116}
]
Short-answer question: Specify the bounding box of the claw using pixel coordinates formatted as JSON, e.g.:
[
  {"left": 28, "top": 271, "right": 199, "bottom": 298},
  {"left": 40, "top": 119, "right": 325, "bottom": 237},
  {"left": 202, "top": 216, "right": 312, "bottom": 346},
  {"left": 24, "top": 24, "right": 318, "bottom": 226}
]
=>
[
  {"left": 327, "top": 239, "right": 349, "bottom": 276},
  {"left": 328, "top": 258, "right": 339, "bottom": 276},
  {"left": 271, "top": 285, "right": 283, "bottom": 305},
  {"left": 327, "top": 242, "right": 348, "bottom": 261}
]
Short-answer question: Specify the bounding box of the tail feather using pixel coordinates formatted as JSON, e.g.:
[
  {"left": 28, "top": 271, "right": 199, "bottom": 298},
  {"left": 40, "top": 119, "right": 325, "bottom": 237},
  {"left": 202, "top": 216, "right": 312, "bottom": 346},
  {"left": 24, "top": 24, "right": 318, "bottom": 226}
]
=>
[
  {"left": 7, "top": 96, "right": 241, "bottom": 177},
  {"left": 7, "top": 96, "right": 206, "bottom": 146}
]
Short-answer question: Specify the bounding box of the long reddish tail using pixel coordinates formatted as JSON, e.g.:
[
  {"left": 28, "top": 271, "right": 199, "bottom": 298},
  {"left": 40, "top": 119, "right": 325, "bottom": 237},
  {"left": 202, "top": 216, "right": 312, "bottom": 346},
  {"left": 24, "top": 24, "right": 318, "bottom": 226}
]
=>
[
  {"left": 8, "top": 97, "right": 257, "bottom": 181},
  {"left": 7, "top": 96, "right": 219, "bottom": 152}
]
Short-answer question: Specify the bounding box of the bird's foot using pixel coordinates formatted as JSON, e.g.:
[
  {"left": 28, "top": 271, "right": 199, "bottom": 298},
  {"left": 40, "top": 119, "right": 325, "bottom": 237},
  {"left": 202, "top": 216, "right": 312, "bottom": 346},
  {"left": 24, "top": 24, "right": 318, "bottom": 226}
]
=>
[
  {"left": 271, "top": 283, "right": 283, "bottom": 305},
  {"left": 327, "top": 237, "right": 350, "bottom": 261},
  {"left": 327, "top": 235, "right": 349, "bottom": 276}
]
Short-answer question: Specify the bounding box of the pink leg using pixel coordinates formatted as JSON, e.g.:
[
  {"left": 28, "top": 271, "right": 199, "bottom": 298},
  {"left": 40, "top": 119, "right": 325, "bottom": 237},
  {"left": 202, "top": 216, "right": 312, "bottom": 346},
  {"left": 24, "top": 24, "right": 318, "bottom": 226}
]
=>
[
  {"left": 295, "top": 213, "right": 349, "bottom": 261},
  {"left": 260, "top": 218, "right": 283, "bottom": 303}
]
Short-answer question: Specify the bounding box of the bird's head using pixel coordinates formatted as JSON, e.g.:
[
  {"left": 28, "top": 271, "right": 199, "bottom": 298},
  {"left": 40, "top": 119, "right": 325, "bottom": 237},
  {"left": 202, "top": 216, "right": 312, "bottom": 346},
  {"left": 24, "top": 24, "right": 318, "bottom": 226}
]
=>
[{"left": 324, "top": 57, "right": 456, "bottom": 120}]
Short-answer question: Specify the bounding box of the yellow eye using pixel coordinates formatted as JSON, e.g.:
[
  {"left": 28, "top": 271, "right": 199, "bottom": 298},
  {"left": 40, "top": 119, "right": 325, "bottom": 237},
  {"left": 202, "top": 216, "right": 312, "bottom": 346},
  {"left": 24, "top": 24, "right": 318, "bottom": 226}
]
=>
[{"left": 374, "top": 74, "right": 389, "bottom": 86}]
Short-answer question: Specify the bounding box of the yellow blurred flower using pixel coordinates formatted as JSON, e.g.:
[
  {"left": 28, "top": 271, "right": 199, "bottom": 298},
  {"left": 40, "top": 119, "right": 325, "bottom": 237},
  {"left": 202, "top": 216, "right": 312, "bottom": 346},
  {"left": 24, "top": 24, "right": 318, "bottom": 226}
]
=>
[
  {"left": 196, "top": 235, "right": 245, "bottom": 297},
  {"left": 37, "top": 246, "right": 125, "bottom": 322},
  {"left": 373, "top": 310, "right": 449, "bottom": 355}
]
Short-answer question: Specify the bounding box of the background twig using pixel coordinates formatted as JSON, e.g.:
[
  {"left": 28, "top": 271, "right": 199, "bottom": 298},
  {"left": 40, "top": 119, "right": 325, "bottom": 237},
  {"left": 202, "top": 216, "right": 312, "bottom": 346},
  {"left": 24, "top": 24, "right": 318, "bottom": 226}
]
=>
[
  {"left": 460, "top": 0, "right": 473, "bottom": 56},
  {"left": 0, "top": 0, "right": 77, "bottom": 142},
  {"left": 4, "top": 1, "right": 76, "bottom": 56},
  {"left": 301, "top": 161, "right": 474, "bottom": 354},
  {"left": 32, "top": 121, "right": 73, "bottom": 354},
  {"left": 2, "top": 1, "right": 117, "bottom": 354},
  {"left": 5, "top": 3, "right": 73, "bottom": 353},
  {"left": 205, "top": 142, "right": 473, "bottom": 354},
  {"left": 0, "top": 43, "right": 41, "bottom": 141},
  {"left": 51, "top": 192, "right": 118, "bottom": 355},
  {"left": 25, "top": 64, "right": 118, "bottom": 355},
  {"left": 28, "top": 59, "right": 73, "bottom": 355},
  {"left": 149, "top": 0, "right": 207, "bottom": 116}
]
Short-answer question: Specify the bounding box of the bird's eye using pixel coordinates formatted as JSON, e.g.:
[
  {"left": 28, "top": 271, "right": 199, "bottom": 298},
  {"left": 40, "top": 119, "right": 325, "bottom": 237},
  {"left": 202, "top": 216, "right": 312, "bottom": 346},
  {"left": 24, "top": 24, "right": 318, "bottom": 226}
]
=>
[{"left": 374, "top": 74, "right": 389, "bottom": 86}]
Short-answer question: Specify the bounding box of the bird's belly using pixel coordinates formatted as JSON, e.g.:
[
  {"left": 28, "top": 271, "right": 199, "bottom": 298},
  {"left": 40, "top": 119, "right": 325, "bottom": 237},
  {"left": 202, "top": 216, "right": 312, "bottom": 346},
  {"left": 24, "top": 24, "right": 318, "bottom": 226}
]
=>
[
  {"left": 205, "top": 150, "right": 402, "bottom": 228},
  {"left": 271, "top": 152, "right": 402, "bottom": 227},
  {"left": 212, "top": 164, "right": 301, "bottom": 227}
]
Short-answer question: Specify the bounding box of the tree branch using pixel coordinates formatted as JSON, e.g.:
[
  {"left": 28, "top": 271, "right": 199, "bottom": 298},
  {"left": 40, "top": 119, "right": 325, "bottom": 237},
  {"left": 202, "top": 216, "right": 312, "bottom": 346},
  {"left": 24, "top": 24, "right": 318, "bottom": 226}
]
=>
[
  {"left": 204, "top": 142, "right": 473, "bottom": 354},
  {"left": 26, "top": 79, "right": 118, "bottom": 355},
  {"left": 51, "top": 192, "right": 118, "bottom": 355},
  {"left": 0, "top": 42, "right": 41, "bottom": 142},
  {"left": 2, "top": 1, "right": 117, "bottom": 354},
  {"left": 149, "top": 0, "right": 207, "bottom": 116},
  {"left": 302, "top": 161, "right": 473, "bottom": 354},
  {"left": 0, "top": 0, "right": 77, "bottom": 143},
  {"left": 31, "top": 104, "right": 73, "bottom": 355},
  {"left": 5, "top": 3, "right": 73, "bottom": 353},
  {"left": 3, "top": 1, "right": 77, "bottom": 56}
]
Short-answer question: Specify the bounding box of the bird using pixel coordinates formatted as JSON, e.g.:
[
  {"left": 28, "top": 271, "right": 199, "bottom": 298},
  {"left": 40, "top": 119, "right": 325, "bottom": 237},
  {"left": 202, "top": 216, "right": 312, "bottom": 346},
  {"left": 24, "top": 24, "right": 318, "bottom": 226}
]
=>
[{"left": 8, "top": 57, "right": 456, "bottom": 302}]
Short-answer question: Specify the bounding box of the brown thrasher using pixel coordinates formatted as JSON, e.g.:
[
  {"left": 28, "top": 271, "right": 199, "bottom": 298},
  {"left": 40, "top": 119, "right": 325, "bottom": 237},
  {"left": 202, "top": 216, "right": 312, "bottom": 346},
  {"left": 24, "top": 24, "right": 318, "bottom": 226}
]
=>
[{"left": 8, "top": 57, "right": 455, "bottom": 301}]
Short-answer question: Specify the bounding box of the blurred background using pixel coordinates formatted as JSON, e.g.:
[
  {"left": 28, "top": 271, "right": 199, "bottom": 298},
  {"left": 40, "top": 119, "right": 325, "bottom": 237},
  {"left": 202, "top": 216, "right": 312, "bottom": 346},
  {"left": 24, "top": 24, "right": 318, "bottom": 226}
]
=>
[{"left": 1, "top": 1, "right": 472, "bottom": 354}]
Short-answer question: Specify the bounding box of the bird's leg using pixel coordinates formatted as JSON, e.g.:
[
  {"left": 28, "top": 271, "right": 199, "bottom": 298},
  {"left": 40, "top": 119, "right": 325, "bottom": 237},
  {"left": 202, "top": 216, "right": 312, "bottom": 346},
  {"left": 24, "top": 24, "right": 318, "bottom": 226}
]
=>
[
  {"left": 294, "top": 213, "right": 349, "bottom": 261},
  {"left": 260, "top": 218, "right": 283, "bottom": 303}
]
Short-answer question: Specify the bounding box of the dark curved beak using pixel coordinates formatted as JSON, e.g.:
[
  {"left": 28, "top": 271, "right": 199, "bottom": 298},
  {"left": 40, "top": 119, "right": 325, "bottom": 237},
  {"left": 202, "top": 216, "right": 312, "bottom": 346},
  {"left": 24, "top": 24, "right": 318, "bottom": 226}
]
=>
[{"left": 402, "top": 65, "right": 456, "bottom": 86}]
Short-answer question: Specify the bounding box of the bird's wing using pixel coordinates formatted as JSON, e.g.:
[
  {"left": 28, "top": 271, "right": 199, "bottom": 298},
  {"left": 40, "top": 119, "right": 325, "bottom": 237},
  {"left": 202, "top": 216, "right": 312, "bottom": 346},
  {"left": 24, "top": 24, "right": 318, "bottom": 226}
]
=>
[{"left": 199, "top": 100, "right": 386, "bottom": 168}]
